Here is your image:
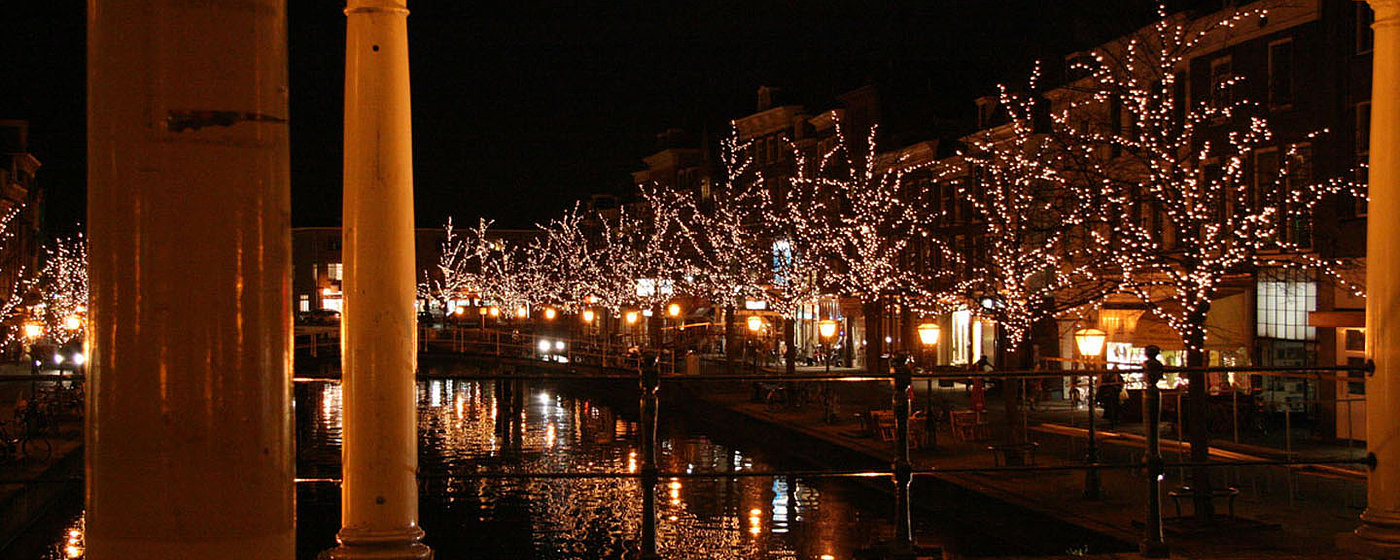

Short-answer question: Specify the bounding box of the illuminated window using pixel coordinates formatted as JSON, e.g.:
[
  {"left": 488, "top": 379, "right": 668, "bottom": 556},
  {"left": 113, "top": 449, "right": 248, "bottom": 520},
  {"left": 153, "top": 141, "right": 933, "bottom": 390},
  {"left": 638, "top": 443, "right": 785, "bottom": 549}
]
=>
[
  {"left": 328, "top": 262, "right": 343, "bottom": 281},
  {"left": 951, "top": 310, "right": 971, "bottom": 365},
  {"left": 299, "top": 295, "right": 310, "bottom": 313},
  {"left": 322, "top": 297, "right": 343, "bottom": 313},
  {"left": 1256, "top": 268, "right": 1316, "bottom": 341}
]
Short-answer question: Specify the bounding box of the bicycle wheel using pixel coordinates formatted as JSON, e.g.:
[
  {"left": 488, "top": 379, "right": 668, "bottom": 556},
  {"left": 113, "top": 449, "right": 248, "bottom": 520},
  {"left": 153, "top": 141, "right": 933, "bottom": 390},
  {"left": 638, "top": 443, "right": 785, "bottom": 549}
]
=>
[{"left": 20, "top": 436, "right": 53, "bottom": 466}]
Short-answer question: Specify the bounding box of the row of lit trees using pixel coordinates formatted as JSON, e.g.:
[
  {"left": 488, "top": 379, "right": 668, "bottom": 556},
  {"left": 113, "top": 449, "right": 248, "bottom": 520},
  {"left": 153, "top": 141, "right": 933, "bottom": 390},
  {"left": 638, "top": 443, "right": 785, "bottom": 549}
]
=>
[{"left": 423, "top": 2, "right": 1367, "bottom": 522}]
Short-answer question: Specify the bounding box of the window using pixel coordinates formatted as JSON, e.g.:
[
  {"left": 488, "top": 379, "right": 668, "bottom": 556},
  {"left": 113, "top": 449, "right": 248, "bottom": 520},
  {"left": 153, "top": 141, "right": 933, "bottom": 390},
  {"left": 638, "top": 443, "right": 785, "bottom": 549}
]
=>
[
  {"left": 1359, "top": 3, "right": 1375, "bottom": 55},
  {"left": 1210, "top": 56, "right": 1233, "bottom": 110},
  {"left": 299, "top": 294, "right": 310, "bottom": 313},
  {"left": 1253, "top": 148, "right": 1280, "bottom": 211},
  {"left": 1344, "top": 329, "right": 1366, "bottom": 395},
  {"left": 1283, "top": 144, "right": 1314, "bottom": 248},
  {"left": 328, "top": 262, "right": 343, "bottom": 281},
  {"left": 1268, "top": 40, "right": 1293, "bottom": 108},
  {"left": 1256, "top": 268, "right": 1317, "bottom": 341}
]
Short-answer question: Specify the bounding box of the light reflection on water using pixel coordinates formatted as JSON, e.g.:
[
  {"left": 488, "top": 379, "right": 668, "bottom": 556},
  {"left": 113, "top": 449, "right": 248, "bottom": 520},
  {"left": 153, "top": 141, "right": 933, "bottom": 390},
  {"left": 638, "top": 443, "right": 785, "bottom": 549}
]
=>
[
  {"left": 33, "top": 373, "right": 1129, "bottom": 559},
  {"left": 296, "top": 378, "right": 867, "bottom": 559}
]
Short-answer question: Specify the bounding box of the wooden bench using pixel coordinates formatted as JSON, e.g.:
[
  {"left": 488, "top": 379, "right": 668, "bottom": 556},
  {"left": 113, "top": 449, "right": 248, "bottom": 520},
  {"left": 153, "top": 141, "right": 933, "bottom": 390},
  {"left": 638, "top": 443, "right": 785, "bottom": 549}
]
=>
[{"left": 1167, "top": 486, "right": 1240, "bottom": 519}]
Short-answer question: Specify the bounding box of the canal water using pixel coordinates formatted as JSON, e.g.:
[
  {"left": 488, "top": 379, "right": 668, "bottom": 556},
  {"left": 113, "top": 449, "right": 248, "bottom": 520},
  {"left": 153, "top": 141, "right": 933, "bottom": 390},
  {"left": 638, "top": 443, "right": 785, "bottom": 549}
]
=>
[{"left": 25, "top": 367, "right": 1129, "bottom": 559}]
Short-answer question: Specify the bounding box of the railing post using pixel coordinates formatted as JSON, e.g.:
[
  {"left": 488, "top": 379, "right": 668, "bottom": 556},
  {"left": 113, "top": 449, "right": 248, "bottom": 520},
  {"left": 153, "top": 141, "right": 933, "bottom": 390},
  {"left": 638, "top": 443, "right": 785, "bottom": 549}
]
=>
[
  {"left": 1085, "top": 369, "right": 1101, "bottom": 500},
  {"left": 1142, "top": 347, "right": 1169, "bottom": 557},
  {"left": 892, "top": 357, "right": 914, "bottom": 556},
  {"left": 639, "top": 356, "right": 661, "bottom": 560}
]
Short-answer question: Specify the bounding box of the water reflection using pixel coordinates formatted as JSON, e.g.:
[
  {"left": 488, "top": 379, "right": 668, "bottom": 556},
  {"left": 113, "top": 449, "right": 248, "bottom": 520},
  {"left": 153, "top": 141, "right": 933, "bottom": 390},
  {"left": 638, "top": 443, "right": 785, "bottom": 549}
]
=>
[
  {"left": 34, "top": 374, "right": 1128, "bottom": 559},
  {"left": 297, "top": 379, "right": 883, "bottom": 559}
]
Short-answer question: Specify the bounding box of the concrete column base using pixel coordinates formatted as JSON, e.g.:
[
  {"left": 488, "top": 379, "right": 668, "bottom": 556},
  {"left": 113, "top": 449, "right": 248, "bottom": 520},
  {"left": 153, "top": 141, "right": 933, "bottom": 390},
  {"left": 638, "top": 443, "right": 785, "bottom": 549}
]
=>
[{"left": 1339, "top": 530, "right": 1400, "bottom": 559}]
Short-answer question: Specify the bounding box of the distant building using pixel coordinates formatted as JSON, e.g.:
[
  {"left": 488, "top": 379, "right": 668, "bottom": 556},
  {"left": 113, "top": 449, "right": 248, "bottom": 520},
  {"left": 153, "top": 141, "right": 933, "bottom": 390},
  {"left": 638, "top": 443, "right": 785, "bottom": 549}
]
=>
[{"left": 0, "top": 120, "right": 45, "bottom": 319}]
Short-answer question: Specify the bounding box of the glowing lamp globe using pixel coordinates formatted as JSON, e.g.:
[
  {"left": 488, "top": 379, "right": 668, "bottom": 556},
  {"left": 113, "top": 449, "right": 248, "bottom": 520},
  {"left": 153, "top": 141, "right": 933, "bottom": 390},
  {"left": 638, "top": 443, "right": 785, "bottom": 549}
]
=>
[
  {"left": 516, "top": 306, "right": 529, "bottom": 319},
  {"left": 746, "top": 316, "right": 763, "bottom": 332},
  {"left": 488, "top": 306, "right": 500, "bottom": 318},
  {"left": 625, "top": 311, "right": 639, "bottom": 325},
  {"left": 478, "top": 306, "right": 489, "bottom": 316},
  {"left": 1074, "top": 328, "right": 1107, "bottom": 358},
  {"left": 544, "top": 308, "right": 557, "bottom": 321},
  {"left": 667, "top": 303, "right": 682, "bottom": 317},
  {"left": 818, "top": 320, "right": 838, "bottom": 340},
  {"left": 916, "top": 323, "right": 941, "bottom": 347},
  {"left": 582, "top": 309, "right": 596, "bottom": 324}
]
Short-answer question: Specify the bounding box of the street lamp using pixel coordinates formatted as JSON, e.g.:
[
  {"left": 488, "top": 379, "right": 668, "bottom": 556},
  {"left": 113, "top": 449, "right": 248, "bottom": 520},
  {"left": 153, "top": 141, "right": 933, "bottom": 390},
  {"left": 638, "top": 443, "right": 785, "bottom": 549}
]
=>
[
  {"left": 1075, "top": 327, "right": 1107, "bottom": 500},
  {"left": 582, "top": 309, "right": 596, "bottom": 324},
  {"left": 747, "top": 316, "right": 763, "bottom": 372},
  {"left": 516, "top": 306, "right": 529, "bottom": 319},
  {"left": 818, "top": 319, "right": 838, "bottom": 373},
  {"left": 64, "top": 315, "right": 83, "bottom": 331},
  {"left": 625, "top": 310, "right": 639, "bottom": 326},
  {"left": 667, "top": 303, "right": 682, "bottom": 318},
  {"left": 544, "top": 307, "right": 557, "bottom": 321},
  {"left": 917, "top": 322, "right": 942, "bottom": 446},
  {"left": 488, "top": 306, "right": 500, "bottom": 318}
]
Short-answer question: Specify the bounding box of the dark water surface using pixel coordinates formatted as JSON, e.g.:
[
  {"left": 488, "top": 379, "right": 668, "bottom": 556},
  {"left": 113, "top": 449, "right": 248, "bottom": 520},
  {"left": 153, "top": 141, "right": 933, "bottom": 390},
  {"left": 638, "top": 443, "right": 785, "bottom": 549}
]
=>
[{"left": 26, "top": 366, "right": 1129, "bottom": 559}]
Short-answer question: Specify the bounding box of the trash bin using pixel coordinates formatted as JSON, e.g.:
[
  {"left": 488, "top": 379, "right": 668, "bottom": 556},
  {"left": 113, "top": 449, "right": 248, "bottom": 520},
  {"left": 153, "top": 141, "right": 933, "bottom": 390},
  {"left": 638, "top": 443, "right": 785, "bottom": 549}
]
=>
[{"left": 686, "top": 353, "right": 700, "bottom": 376}]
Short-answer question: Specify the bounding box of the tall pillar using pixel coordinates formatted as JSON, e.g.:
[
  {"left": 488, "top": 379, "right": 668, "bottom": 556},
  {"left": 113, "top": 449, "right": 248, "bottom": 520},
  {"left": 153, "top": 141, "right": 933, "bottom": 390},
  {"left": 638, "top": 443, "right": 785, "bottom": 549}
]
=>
[
  {"left": 1358, "top": 0, "right": 1400, "bottom": 553},
  {"left": 87, "top": 1, "right": 294, "bottom": 558},
  {"left": 323, "top": 0, "right": 430, "bottom": 558}
]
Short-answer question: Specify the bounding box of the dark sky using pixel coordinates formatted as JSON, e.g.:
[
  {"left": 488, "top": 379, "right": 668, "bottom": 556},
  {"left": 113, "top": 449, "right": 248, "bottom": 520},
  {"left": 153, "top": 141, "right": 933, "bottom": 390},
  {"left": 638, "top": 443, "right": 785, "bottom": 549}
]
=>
[{"left": 2, "top": 0, "right": 1218, "bottom": 232}]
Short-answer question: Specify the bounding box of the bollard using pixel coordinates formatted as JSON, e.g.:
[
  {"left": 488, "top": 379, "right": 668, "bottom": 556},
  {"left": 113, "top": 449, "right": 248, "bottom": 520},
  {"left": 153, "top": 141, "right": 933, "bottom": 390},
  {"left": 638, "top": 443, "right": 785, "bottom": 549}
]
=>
[
  {"left": 1141, "top": 347, "right": 1169, "bottom": 557},
  {"left": 639, "top": 356, "right": 661, "bottom": 560}
]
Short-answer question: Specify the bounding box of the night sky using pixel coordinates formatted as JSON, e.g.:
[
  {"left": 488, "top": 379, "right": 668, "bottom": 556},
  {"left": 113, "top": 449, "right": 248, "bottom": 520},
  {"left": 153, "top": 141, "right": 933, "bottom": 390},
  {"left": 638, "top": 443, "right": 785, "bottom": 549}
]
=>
[{"left": 1, "top": 0, "right": 1217, "bottom": 233}]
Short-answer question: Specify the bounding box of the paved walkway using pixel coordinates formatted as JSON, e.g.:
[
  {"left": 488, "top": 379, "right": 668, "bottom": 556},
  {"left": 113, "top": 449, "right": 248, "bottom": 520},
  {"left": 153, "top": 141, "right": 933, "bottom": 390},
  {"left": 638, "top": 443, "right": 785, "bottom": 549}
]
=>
[{"left": 688, "top": 358, "right": 1371, "bottom": 560}]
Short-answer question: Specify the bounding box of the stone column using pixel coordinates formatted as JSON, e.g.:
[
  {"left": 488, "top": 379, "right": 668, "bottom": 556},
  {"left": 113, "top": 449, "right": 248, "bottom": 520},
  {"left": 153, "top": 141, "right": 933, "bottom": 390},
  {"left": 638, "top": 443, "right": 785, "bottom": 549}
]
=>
[
  {"left": 87, "top": 1, "right": 294, "bottom": 558},
  {"left": 323, "top": 0, "right": 431, "bottom": 558},
  {"left": 1358, "top": 0, "right": 1400, "bottom": 553}
]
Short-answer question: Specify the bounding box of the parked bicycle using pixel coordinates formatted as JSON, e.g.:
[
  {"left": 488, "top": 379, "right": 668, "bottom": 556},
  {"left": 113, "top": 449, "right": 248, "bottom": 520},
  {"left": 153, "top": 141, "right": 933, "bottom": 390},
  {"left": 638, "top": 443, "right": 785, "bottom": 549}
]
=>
[{"left": 0, "top": 413, "right": 53, "bottom": 468}]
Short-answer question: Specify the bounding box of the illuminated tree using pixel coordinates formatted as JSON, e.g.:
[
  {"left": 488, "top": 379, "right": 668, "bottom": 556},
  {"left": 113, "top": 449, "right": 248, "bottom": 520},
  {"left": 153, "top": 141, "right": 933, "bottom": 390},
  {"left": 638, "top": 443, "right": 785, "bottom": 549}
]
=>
[
  {"left": 1048, "top": 3, "right": 1362, "bottom": 520},
  {"left": 791, "top": 120, "right": 935, "bottom": 374},
  {"left": 669, "top": 132, "right": 769, "bottom": 364},
  {"left": 461, "top": 219, "right": 539, "bottom": 318},
  {"left": 528, "top": 204, "right": 600, "bottom": 312},
  {"left": 418, "top": 217, "right": 476, "bottom": 322},
  {"left": 36, "top": 234, "right": 89, "bottom": 345}
]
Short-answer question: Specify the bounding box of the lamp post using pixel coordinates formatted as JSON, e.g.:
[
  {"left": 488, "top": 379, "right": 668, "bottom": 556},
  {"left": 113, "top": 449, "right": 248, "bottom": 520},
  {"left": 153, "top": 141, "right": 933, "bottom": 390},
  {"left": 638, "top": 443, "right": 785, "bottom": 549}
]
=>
[
  {"left": 1075, "top": 327, "right": 1107, "bottom": 500},
  {"left": 918, "top": 323, "right": 941, "bottom": 447},
  {"left": 747, "top": 315, "right": 763, "bottom": 373}
]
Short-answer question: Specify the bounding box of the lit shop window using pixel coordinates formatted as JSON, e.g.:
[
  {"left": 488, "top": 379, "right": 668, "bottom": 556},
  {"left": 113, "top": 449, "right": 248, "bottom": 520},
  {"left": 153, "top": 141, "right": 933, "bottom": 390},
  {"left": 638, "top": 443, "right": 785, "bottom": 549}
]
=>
[{"left": 1256, "top": 268, "right": 1316, "bottom": 341}]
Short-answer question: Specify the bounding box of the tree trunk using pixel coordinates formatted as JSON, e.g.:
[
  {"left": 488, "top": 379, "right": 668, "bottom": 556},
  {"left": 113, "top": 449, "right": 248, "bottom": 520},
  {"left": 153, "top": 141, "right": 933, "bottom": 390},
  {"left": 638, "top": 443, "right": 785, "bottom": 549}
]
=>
[
  {"left": 649, "top": 304, "right": 663, "bottom": 350},
  {"left": 1001, "top": 337, "right": 1031, "bottom": 444},
  {"left": 784, "top": 316, "right": 796, "bottom": 375},
  {"left": 1185, "top": 316, "right": 1214, "bottom": 523},
  {"left": 724, "top": 303, "right": 736, "bottom": 374},
  {"left": 863, "top": 299, "right": 884, "bottom": 375}
]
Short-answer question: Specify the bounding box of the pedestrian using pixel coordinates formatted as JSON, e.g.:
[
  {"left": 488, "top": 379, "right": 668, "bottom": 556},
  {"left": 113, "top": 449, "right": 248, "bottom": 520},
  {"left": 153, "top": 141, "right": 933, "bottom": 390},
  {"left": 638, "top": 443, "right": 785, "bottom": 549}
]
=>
[
  {"left": 1097, "top": 373, "right": 1126, "bottom": 428},
  {"left": 969, "top": 355, "right": 991, "bottom": 412}
]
